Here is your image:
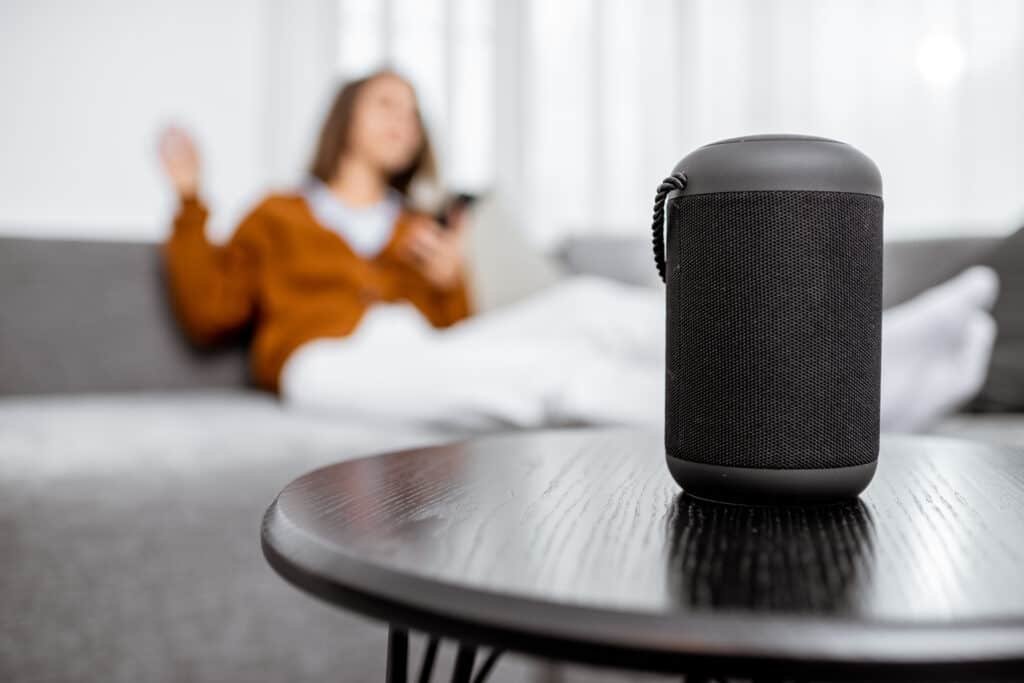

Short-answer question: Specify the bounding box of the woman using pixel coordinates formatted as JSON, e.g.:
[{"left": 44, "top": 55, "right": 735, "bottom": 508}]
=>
[
  {"left": 160, "top": 69, "right": 998, "bottom": 432},
  {"left": 161, "top": 70, "right": 470, "bottom": 393}
]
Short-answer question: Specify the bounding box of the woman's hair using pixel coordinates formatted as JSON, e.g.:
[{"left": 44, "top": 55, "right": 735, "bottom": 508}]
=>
[{"left": 308, "top": 69, "right": 437, "bottom": 196}]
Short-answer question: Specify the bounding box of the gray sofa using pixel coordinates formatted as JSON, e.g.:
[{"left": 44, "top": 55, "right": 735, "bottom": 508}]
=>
[{"left": 2, "top": 234, "right": 1022, "bottom": 683}]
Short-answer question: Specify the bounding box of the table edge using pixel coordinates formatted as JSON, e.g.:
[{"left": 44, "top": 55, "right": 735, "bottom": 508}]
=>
[{"left": 262, "top": 493, "right": 1024, "bottom": 678}]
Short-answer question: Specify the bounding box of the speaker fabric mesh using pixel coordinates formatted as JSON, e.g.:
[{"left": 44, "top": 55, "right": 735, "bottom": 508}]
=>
[{"left": 665, "top": 191, "right": 883, "bottom": 470}]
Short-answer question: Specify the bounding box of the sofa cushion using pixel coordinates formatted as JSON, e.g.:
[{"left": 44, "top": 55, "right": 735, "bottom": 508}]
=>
[{"left": 0, "top": 237, "right": 249, "bottom": 395}]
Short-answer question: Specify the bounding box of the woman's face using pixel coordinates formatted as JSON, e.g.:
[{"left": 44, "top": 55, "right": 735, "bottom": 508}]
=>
[{"left": 347, "top": 75, "right": 424, "bottom": 175}]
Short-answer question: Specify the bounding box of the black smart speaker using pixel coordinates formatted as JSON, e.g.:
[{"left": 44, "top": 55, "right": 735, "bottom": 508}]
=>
[{"left": 651, "top": 134, "right": 883, "bottom": 504}]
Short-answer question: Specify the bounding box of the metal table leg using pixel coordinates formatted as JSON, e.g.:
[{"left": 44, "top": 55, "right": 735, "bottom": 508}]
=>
[
  {"left": 387, "top": 627, "right": 409, "bottom": 683},
  {"left": 472, "top": 649, "right": 503, "bottom": 682},
  {"left": 387, "top": 631, "right": 502, "bottom": 683},
  {"left": 450, "top": 643, "right": 477, "bottom": 683},
  {"left": 418, "top": 636, "right": 439, "bottom": 683}
]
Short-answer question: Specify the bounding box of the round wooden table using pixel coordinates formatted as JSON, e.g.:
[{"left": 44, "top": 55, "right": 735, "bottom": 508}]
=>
[{"left": 261, "top": 429, "right": 1024, "bottom": 682}]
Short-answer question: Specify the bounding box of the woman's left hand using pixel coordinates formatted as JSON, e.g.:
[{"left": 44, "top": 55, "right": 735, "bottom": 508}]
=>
[{"left": 398, "top": 211, "right": 468, "bottom": 290}]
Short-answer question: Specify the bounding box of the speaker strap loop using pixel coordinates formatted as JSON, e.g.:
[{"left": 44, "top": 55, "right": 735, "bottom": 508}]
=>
[{"left": 651, "top": 172, "right": 688, "bottom": 283}]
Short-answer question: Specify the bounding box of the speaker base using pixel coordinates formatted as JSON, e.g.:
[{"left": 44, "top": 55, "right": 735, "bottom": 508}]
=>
[{"left": 666, "top": 455, "right": 877, "bottom": 506}]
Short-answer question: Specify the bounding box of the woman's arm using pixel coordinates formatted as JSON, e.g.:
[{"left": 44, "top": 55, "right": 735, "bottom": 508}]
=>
[
  {"left": 395, "top": 210, "right": 473, "bottom": 327},
  {"left": 163, "top": 199, "right": 267, "bottom": 345},
  {"left": 421, "top": 268, "right": 473, "bottom": 328},
  {"left": 159, "top": 127, "right": 265, "bottom": 345}
]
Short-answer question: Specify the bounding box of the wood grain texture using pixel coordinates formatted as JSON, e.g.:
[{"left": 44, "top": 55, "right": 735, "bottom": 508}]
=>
[{"left": 262, "top": 429, "right": 1024, "bottom": 679}]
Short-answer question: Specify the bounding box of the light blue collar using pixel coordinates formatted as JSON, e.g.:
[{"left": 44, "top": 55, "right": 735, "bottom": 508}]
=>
[{"left": 302, "top": 179, "right": 403, "bottom": 258}]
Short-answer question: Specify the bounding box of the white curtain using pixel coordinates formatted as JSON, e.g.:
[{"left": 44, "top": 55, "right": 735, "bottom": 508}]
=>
[
  {"left": 337, "top": 0, "right": 1024, "bottom": 247},
  {"left": 335, "top": 0, "right": 494, "bottom": 193}
]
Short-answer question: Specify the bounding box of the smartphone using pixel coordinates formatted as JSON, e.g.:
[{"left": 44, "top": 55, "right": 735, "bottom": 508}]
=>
[{"left": 436, "top": 193, "right": 481, "bottom": 228}]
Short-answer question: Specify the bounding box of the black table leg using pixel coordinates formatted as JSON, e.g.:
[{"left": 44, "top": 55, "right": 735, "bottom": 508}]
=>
[
  {"left": 418, "top": 636, "right": 439, "bottom": 683},
  {"left": 450, "top": 643, "right": 477, "bottom": 683},
  {"left": 471, "top": 649, "right": 503, "bottom": 683},
  {"left": 387, "top": 627, "right": 409, "bottom": 683}
]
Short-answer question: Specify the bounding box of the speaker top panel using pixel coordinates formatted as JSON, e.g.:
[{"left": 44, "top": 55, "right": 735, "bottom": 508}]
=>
[{"left": 670, "top": 134, "right": 882, "bottom": 198}]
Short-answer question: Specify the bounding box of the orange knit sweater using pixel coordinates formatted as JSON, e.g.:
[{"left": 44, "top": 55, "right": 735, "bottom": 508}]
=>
[{"left": 164, "top": 194, "right": 472, "bottom": 391}]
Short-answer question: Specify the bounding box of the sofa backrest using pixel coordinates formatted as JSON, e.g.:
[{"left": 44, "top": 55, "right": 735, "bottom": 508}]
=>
[
  {"left": 558, "top": 234, "right": 1000, "bottom": 309},
  {"left": 0, "top": 237, "right": 249, "bottom": 395},
  {"left": 0, "top": 233, "right": 1002, "bottom": 396},
  {"left": 881, "top": 236, "right": 999, "bottom": 308}
]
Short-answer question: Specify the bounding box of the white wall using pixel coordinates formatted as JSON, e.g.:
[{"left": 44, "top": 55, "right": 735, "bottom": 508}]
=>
[{"left": 0, "top": 0, "right": 336, "bottom": 242}]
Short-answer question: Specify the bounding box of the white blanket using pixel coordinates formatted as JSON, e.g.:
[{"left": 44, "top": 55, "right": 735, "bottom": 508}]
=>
[{"left": 282, "top": 271, "right": 998, "bottom": 433}]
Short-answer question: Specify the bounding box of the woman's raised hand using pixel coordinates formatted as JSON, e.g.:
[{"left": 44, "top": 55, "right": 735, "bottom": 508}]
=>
[
  {"left": 398, "top": 211, "right": 469, "bottom": 290},
  {"left": 158, "top": 126, "right": 201, "bottom": 199}
]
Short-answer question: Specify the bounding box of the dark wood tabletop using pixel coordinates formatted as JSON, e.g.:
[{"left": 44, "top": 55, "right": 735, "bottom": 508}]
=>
[{"left": 262, "top": 429, "right": 1024, "bottom": 680}]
